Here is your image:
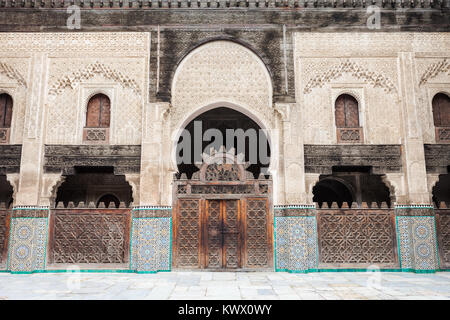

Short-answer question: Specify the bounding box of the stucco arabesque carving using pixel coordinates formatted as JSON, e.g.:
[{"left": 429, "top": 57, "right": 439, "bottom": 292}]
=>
[
  {"left": 0, "top": 62, "right": 27, "bottom": 87},
  {"left": 303, "top": 59, "right": 397, "bottom": 95},
  {"left": 48, "top": 61, "right": 142, "bottom": 96},
  {"left": 419, "top": 58, "right": 450, "bottom": 86}
]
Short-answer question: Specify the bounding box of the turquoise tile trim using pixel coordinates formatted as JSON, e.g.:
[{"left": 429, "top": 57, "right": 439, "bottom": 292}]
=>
[
  {"left": 433, "top": 216, "right": 441, "bottom": 269},
  {"left": 129, "top": 213, "right": 134, "bottom": 271},
  {"left": 132, "top": 207, "right": 172, "bottom": 211},
  {"left": 43, "top": 215, "right": 50, "bottom": 269},
  {"left": 395, "top": 216, "right": 402, "bottom": 269},
  {"left": 273, "top": 214, "right": 278, "bottom": 272},
  {"left": 279, "top": 268, "right": 446, "bottom": 274},
  {"left": 169, "top": 216, "right": 172, "bottom": 271}
]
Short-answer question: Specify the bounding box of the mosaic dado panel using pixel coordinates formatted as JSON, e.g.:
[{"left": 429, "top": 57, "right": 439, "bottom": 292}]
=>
[
  {"left": 43, "top": 145, "right": 141, "bottom": 175},
  {"left": 275, "top": 206, "right": 318, "bottom": 273},
  {"left": 130, "top": 207, "right": 172, "bottom": 273},
  {"left": 7, "top": 208, "right": 49, "bottom": 273},
  {"left": 396, "top": 207, "right": 439, "bottom": 271}
]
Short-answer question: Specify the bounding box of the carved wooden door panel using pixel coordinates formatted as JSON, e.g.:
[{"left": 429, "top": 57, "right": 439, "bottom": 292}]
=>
[
  {"left": 205, "top": 200, "right": 222, "bottom": 269},
  {"left": 204, "top": 199, "right": 241, "bottom": 269},
  {"left": 223, "top": 200, "right": 240, "bottom": 269},
  {"left": 175, "top": 199, "right": 201, "bottom": 268}
]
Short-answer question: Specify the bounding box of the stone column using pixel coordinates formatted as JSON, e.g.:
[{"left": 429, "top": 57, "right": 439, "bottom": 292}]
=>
[
  {"left": 8, "top": 54, "right": 50, "bottom": 273},
  {"left": 394, "top": 53, "right": 439, "bottom": 272},
  {"left": 15, "top": 53, "right": 48, "bottom": 206},
  {"left": 273, "top": 104, "right": 319, "bottom": 273},
  {"left": 398, "top": 52, "right": 430, "bottom": 205},
  {"left": 275, "top": 102, "right": 307, "bottom": 205},
  {"left": 131, "top": 103, "right": 173, "bottom": 272},
  {"left": 139, "top": 102, "right": 171, "bottom": 206}
]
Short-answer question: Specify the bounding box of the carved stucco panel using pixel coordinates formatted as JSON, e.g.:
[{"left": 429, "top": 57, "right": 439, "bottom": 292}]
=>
[
  {"left": 0, "top": 58, "right": 30, "bottom": 144},
  {"left": 299, "top": 57, "right": 401, "bottom": 144},
  {"left": 46, "top": 58, "right": 145, "bottom": 145},
  {"left": 171, "top": 41, "right": 273, "bottom": 132},
  {"left": 415, "top": 58, "right": 450, "bottom": 144}
]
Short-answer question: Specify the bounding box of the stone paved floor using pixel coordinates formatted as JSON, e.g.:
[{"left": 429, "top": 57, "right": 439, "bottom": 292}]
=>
[{"left": 0, "top": 271, "right": 449, "bottom": 300}]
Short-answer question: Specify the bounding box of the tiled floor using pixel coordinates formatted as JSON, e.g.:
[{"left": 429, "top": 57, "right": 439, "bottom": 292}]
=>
[{"left": 0, "top": 271, "right": 449, "bottom": 300}]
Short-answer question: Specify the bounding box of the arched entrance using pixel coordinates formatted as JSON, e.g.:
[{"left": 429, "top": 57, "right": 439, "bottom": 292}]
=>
[{"left": 172, "top": 107, "right": 273, "bottom": 270}]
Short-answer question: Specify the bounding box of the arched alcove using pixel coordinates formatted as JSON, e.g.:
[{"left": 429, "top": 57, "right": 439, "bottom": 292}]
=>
[
  {"left": 313, "top": 167, "right": 392, "bottom": 207},
  {"left": 0, "top": 175, "right": 13, "bottom": 207},
  {"left": 433, "top": 173, "right": 450, "bottom": 206},
  {"left": 176, "top": 107, "right": 271, "bottom": 179},
  {"left": 55, "top": 167, "right": 132, "bottom": 208},
  {"left": 313, "top": 178, "right": 354, "bottom": 208}
]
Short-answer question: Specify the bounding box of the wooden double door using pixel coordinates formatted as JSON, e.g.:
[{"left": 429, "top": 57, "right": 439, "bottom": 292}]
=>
[
  {"left": 204, "top": 199, "right": 241, "bottom": 269},
  {"left": 173, "top": 197, "right": 272, "bottom": 270}
]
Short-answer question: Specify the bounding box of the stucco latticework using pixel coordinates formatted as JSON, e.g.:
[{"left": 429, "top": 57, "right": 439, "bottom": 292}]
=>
[{"left": 171, "top": 41, "right": 273, "bottom": 131}]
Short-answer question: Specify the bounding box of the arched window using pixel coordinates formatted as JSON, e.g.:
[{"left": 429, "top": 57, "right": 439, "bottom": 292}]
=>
[
  {"left": 86, "top": 94, "right": 110, "bottom": 128},
  {"left": 0, "top": 93, "right": 13, "bottom": 144},
  {"left": 83, "top": 94, "right": 110, "bottom": 144},
  {"left": 335, "top": 94, "right": 363, "bottom": 143},
  {"left": 432, "top": 93, "right": 450, "bottom": 143}
]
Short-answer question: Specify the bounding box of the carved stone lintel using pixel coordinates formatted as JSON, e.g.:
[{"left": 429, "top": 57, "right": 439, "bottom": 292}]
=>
[
  {"left": 44, "top": 145, "right": 141, "bottom": 174},
  {"left": 304, "top": 144, "right": 402, "bottom": 174},
  {"left": 424, "top": 144, "right": 450, "bottom": 174}
]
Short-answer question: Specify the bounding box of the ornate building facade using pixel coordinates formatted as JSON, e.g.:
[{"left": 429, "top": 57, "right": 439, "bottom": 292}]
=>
[{"left": 0, "top": 1, "right": 449, "bottom": 273}]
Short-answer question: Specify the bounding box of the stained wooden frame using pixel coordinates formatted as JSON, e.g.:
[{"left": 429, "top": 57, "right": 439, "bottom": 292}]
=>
[{"left": 47, "top": 208, "right": 132, "bottom": 268}]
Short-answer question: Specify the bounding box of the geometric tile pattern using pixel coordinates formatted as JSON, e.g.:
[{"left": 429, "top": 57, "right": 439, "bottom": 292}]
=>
[
  {"left": 130, "top": 207, "right": 172, "bottom": 273},
  {"left": 396, "top": 210, "right": 439, "bottom": 271},
  {"left": 7, "top": 208, "right": 49, "bottom": 273},
  {"left": 275, "top": 207, "right": 318, "bottom": 273}
]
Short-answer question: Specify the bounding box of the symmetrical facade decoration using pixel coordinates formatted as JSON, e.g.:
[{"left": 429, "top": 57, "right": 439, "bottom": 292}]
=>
[{"left": 0, "top": 3, "right": 449, "bottom": 273}]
